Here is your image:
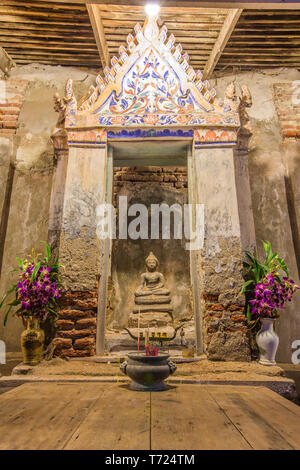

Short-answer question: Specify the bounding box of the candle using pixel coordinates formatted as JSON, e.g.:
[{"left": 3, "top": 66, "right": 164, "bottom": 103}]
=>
[
  {"left": 145, "top": 328, "right": 149, "bottom": 348},
  {"left": 137, "top": 308, "right": 140, "bottom": 352}
]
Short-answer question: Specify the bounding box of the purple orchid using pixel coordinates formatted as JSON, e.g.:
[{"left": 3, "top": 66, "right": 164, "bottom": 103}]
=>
[{"left": 249, "top": 272, "right": 299, "bottom": 319}]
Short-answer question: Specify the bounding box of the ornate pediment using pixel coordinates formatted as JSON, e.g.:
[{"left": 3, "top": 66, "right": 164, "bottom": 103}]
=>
[{"left": 61, "top": 14, "right": 243, "bottom": 130}]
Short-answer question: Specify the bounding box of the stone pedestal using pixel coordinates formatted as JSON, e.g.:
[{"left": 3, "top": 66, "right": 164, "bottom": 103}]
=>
[{"left": 128, "top": 311, "right": 173, "bottom": 328}]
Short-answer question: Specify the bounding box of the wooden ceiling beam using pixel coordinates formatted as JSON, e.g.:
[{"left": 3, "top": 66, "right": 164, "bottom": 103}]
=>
[
  {"left": 203, "top": 8, "right": 243, "bottom": 78},
  {"left": 86, "top": 3, "right": 109, "bottom": 69}
]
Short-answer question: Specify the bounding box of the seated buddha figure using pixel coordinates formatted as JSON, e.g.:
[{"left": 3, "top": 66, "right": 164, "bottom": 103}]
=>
[{"left": 135, "top": 252, "right": 171, "bottom": 305}]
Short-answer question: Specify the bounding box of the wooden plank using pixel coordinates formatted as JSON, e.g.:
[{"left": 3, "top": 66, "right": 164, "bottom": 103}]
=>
[
  {"left": 0, "top": 383, "right": 103, "bottom": 450},
  {"left": 241, "top": 387, "right": 300, "bottom": 449},
  {"left": 209, "top": 388, "right": 294, "bottom": 450},
  {"left": 0, "top": 14, "right": 91, "bottom": 27},
  {"left": 97, "top": 4, "right": 230, "bottom": 15},
  {"left": 222, "top": 51, "right": 300, "bottom": 56},
  {"left": 151, "top": 385, "right": 251, "bottom": 450},
  {"left": 1, "top": 41, "right": 98, "bottom": 51},
  {"left": 238, "top": 19, "right": 300, "bottom": 24},
  {"left": 14, "top": 59, "right": 100, "bottom": 66},
  {"left": 1, "top": 1, "right": 87, "bottom": 10},
  {"left": 8, "top": 51, "right": 99, "bottom": 58},
  {"left": 218, "top": 57, "right": 300, "bottom": 62},
  {"left": 105, "top": 27, "right": 219, "bottom": 36},
  {"left": 203, "top": 8, "right": 243, "bottom": 78},
  {"left": 0, "top": 6, "right": 89, "bottom": 20},
  {"left": 86, "top": 3, "right": 109, "bottom": 69},
  {"left": 99, "top": 11, "right": 226, "bottom": 23},
  {"left": 29, "top": 1, "right": 300, "bottom": 10},
  {"left": 65, "top": 384, "right": 150, "bottom": 450},
  {"left": 0, "top": 22, "right": 94, "bottom": 34},
  {"left": 0, "top": 30, "right": 96, "bottom": 41}
]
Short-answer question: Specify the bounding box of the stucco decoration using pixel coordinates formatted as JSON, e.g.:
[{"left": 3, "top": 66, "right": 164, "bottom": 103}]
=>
[
  {"left": 52, "top": 78, "right": 77, "bottom": 152},
  {"left": 64, "top": 15, "right": 240, "bottom": 131}
]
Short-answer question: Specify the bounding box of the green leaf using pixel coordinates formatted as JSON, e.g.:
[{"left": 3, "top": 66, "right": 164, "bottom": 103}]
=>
[
  {"left": 240, "top": 279, "right": 254, "bottom": 293},
  {"left": 0, "top": 285, "right": 17, "bottom": 310},
  {"left": 246, "top": 304, "right": 252, "bottom": 323},
  {"left": 8, "top": 299, "right": 20, "bottom": 306},
  {"left": 30, "top": 261, "right": 41, "bottom": 284},
  {"left": 244, "top": 251, "right": 255, "bottom": 264},
  {"left": 45, "top": 243, "right": 51, "bottom": 262},
  {"left": 16, "top": 257, "right": 23, "bottom": 268},
  {"left": 3, "top": 305, "right": 13, "bottom": 326},
  {"left": 47, "top": 307, "right": 57, "bottom": 314},
  {"left": 274, "top": 274, "right": 281, "bottom": 284},
  {"left": 263, "top": 240, "right": 271, "bottom": 259},
  {"left": 277, "top": 257, "right": 289, "bottom": 277}
]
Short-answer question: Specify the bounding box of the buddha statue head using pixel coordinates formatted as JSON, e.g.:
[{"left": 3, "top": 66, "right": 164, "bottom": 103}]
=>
[{"left": 145, "top": 252, "right": 159, "bottom": 272}]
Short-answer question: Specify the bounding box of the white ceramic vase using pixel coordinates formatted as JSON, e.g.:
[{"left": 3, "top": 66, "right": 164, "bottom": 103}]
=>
[{"left": 256, "top": 317, "right": 279, "bottom": 366}]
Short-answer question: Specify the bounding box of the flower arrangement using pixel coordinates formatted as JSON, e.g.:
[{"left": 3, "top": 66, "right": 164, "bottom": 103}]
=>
[
  {"left": 145, "top": 344, "right": 159, "bottom": 356},
  {"left": 0, "top": 243, "right": 63, "bottom": 325},
  {"left": 241, "top": 241, "right": 299, "bottom": 324}
]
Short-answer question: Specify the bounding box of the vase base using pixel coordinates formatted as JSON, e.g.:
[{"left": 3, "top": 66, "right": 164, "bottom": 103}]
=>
[
  {"left": 129, "top": 381, "right": 167, "bottom": 391},
  {"left": 23, "top": 361, "right": 40, "bottom": 366},
  {"left": 258, "top": 359, "right": 276, "bottom": 366}
]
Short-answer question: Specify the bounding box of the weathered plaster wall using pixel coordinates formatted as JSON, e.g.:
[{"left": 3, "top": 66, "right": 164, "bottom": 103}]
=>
[
  {"left": 0, "top": 65, "right": 97, "bottom": 351},
  {"left": 212, "top": 68, "right": 300, "bottom": 363}
]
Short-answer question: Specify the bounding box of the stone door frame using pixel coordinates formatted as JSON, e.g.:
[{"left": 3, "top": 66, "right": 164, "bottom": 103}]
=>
[{"left": 96, "top": 137, "right": 199, "bottom": 355}]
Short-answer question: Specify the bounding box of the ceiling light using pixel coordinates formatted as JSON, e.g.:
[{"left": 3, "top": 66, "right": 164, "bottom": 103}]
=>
[{"left": 145, "top": 3, "right": 160, "bottom": 17}]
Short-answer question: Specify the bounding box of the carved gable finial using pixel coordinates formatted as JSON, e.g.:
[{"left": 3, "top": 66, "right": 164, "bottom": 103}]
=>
[
  {"left": 224, "top": 82, "right": 238, "bottom": 112},
  {"left": 143, "top": 14, "right": 160, "bottom": 41},
  {"left": 237, "top": 85, "right": 253, "bottom": 152}
]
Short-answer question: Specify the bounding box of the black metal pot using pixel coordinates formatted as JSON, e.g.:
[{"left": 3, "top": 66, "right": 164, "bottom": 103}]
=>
[{"left": 120, "top": 353, "right": 176, "bottom": 391}]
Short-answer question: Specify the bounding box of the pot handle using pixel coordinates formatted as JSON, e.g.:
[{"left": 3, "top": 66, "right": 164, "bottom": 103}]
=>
[
  {"left": 120, "top": 360, "right": 128, "bottom": 375},
  {"left": 168, "top": 360, "right": 177, "bottom": 375}
]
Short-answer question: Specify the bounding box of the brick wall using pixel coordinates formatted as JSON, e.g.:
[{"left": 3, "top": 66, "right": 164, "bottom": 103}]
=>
[
  {"left": 273, "top": 82, "right": 300, "bottom": 141},
  {"left": 203, "top": 295, "right": 250, "bottom": 360},
  {"left": 0, "top": 78, "right": 29, "bottom": 135},
  {"left": 113, "top": 166, "right": 188, "bottom": 198},
  {"left": 55, "top": 290, "right": 98, "bottom": 357}
]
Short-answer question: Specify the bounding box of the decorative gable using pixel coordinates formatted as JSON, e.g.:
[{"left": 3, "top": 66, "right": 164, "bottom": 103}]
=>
[{"left": 63, "top": 14, "right": 241, "bottom": 130}]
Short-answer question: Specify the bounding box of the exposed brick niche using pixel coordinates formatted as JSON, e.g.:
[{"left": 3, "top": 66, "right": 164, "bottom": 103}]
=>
[
  {"left": 113, "top": 166, "right": 188, "bottom": 193},
  {"left": 203, "top": 295, "right": 250, "bottom": 360},
  {"left": 0, "top": 78, "right": 29, "bottom": 135},
  {"left": 273, "top": 82, "right": 300, "bottom": 141},
  {"left": 55, "top": 290, "right": 98, "bottom": 357}
]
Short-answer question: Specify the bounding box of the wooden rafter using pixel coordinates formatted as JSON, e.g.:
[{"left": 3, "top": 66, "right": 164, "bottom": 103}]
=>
[
  {"left": 86, "top": 3, "right": 110, "bottom": 69},
  {"left": 203, "top": 8, "right": 243, "bottom": 78}
]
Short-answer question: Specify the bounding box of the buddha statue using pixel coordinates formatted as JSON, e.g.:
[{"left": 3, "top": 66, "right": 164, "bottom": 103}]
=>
[
  {"left": 135, "top": 252, "right": 171, "bottom": 303},
  {"left": 129, "top": 252, "right": 173, "bottom": 327}
]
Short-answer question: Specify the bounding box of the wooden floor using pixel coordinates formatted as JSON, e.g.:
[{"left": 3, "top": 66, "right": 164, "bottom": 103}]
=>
[{"left": 0, "top": 383, "right": 299, "bottom": 450}]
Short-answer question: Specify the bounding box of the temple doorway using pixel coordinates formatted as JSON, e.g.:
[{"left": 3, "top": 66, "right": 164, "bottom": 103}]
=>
[{"left": 102, "top": 141, "right": 197, "bottom": 353}]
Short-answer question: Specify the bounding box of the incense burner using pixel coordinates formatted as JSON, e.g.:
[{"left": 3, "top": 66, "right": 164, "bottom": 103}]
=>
[{"left": 120, "top": 353, "right": 176, "bottom": 391}]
